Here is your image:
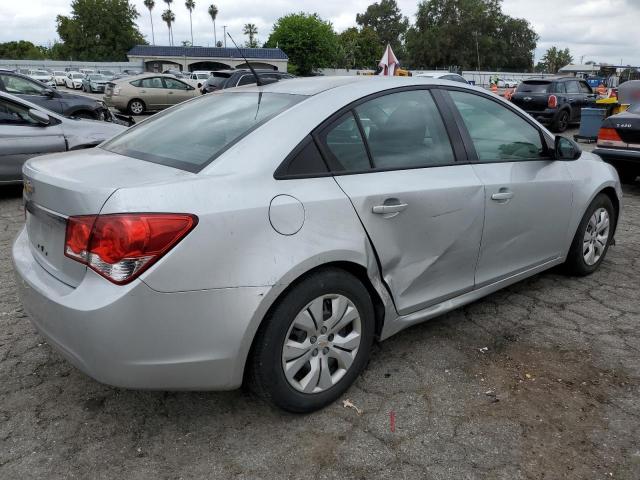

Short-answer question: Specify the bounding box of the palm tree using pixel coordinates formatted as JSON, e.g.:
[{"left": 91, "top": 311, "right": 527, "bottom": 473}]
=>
[
  {"left": 144, "top": 0, "right": 156, "bottom": 45},
  {"left": 161, "top": 9, "right": 175, "bottom": 46},
  {"left": 185, "top": 0, "right": 195, "bottom": 46},
  {"left": 164, "top": 0, "right": 174, "bottom": 46},
  {"left": 243, "top": 23, "right": 258, "bottom": 48},
  {"left": 208, "top": 4, "right": 218, "bottom": 47}
]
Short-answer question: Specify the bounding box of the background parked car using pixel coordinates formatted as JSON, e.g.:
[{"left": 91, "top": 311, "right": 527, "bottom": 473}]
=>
[
  {"left": 52, "top": 71, "right": 67, "bottom": 86},
  {"left": 0, "top": 70, "right": 111, "bottom": 120},
  {"left": 510, "top": 77, "right": 597, "bottom": 132},
  {"left": 594, "top": 103, "right": 640, "bottom": 184},
  {"left": 82, "top": 74, "right": 109, "bottom": 93},
  {"left": 0, "top": 91, "right": 126, "bottom": 184},
  {"left": 497, "top": 78, "right": 519, "bottom": 88},
  {"left": 96, "top": 70, "right": 115, "bottom": 77},
  {"left": 27, "top": 70, "right": 56, "bottom": 88},
  {"left": 104, "top": 73, "right": 199, "bottom": 114},
  {"left": 415, "top": 71, "right": 469, "bottom": 83},
  {"left": 163, "top": 69, "right": 188, "bottom": 79},
  {"left": 79, "top": 69, "right": 95, "bottom": 76},
  {"left": 64, "top": 72, "right": 85, "bottom": 89},
  {"left": 200, "top": 69, "right": 294, "bottom": 93}
]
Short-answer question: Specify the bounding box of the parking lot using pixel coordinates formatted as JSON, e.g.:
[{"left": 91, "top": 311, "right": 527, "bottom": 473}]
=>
[{"left": 1, "top": 161, "right": 639, "bottom": 479}]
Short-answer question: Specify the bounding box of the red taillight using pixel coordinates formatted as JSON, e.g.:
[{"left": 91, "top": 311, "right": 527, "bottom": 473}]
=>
[
  {"left": 597, "top": 127, "right": 622, "bottom": 142},
  {"left": 64, "top": 213, "right": 198, "bottom": 284},
  {"left": 548, "top": 95, "right": 558, "bottom": 108}
]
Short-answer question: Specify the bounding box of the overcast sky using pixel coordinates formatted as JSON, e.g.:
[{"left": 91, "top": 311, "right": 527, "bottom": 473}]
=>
[{"left": 1, "top": 0, "right": 639, "bottom": 66}]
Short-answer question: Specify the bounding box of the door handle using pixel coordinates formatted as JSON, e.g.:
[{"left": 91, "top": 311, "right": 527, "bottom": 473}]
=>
[
  {"left": 372, "top": 202, "right": 408, "bottom": 214},
  {"left": 168, "top": 91, "right": 174, "bottom": 94},
  {"left": 491, "top": 191, "right": 514, "bottom": 201}
]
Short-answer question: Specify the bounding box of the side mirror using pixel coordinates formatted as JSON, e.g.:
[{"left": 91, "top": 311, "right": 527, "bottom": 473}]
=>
[
  {"left": 42, "top": 88, "right": 55, "bottom": 97},
  {"left": 554, "top": 135, "right": 581, "bottom": 161},
  {"left": 28, "top": 109, "right": 50, "bottom": 126}
]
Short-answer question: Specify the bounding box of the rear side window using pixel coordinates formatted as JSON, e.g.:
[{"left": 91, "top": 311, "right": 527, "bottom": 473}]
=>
[
  {"left": 449, "top": 90, "right": 545, "bottom": 162},
  {"left": 565, "top": 81, "right": 581, "bottom": 94},
  {"left": 355, "top": 90, "right": 455, "bottom": 169},
  {"left": 517, "top": 81, "right": 550, "bottom": 93},
  {"left": 319, "top": 112, "right": 371, "bottom": 172},
  {"left": 102, "top": 92, "right": 304, "bottom": 172},
  {"left": 553, "top": 82, "right": 566, "bottom": 94},
  {"left": 141, "top": 77, "right": 163, "bottom": 88},
  {"left": 130, "top": 79, "right": 142, "bottom": 87},
  {"left": 275, "top": 136, "right": 329, "bottom": 178}
]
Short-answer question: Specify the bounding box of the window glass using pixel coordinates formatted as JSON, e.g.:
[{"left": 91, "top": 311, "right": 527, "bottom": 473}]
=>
[
  {"left": 103, "top": 92, "right": 303, "bottom": 172},
  {"left": 164, "top": 78, "right": 188, "bottom": 90},
  {"left": 130, "top": 79, "right": 142, "bottom": 87},
  {"left": 0, "top": 98, "right": 39, "bottom": 125},
  {"left": 321, "top": 112, "right": 370, "bottom": 172},
  {"left": 553, "top": 82, "right": 566, "bottom": 94},
  {"left": 565, "top": 81, "right": 580, "bottom": 94},
  {"left": 237, "top": 75, "right": 256, "bottom": 86},
  {"left": 517, "top": 81, "right": 550, "bottom": 93},
  {"left": 579, "top": 81, "right": 592, "bottom": 93},
  {"left": 140, "top": 77, "right": 163, "bottom": 88},
  {"left": 449, "top": 90, "right": 545, "bottom": 162},
  {"left": 277, "top": 136, "right": 329, "bottom": 177},
  {"left": 0, "top": 74, "right": 45, "bottom": 95},
  {"left": 355, "top": 90, "right": 455, "bottom": 169}
]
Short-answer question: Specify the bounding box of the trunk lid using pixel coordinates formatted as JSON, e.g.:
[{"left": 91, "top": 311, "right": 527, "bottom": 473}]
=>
[
  {"left": 511, "top": 81, "right": 552, "bottom": 112},
  {"left": 23, "top": 148, "right": 193, "bottom": 287}
]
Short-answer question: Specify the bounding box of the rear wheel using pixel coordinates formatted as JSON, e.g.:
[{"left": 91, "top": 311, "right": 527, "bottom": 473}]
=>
[
  {"left": 127, "top": 99, "right": 146, "bottom": 115},
  {"left": 551, "top": 110, "right": 569, "bottom": 133},
  {"left": 248, "top": 268, "right": 375, "bottom": 413},
  {"left": 564, "top": 193, "right": 615, "bottom": 276}
]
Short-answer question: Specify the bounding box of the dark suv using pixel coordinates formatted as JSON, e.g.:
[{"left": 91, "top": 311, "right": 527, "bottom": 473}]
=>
[
  {"left": 0, "top": 70, "right": 110, "bottom": 120},
  {"left": 511, "top": 77, "right": 597, "bottom": 132},
  {"left": 201, "top": 69, "right": 294, "bottom": 94}
]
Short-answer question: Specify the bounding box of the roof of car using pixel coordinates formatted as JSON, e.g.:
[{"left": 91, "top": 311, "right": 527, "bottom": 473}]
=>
[
  {"left": 523, "top": 76, "right": 579, "bottom": 82},
  {"left": 112, "top": 73, "right": 187, "bottom": 83},
  {"left": 234, "top": 75, "right": 475, "bottom": 97},
  {"left": 415, "top": 71, "right": 460, "bottom": 77}
]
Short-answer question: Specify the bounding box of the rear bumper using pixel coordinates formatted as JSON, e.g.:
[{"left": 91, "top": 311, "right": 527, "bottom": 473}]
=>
[
  {"left": 522, "top": 108, "right": 558, "bottom": 125},
  {"left": 593, "top": 147, "right": 640, "bottom": 164},
  {"left": 12, "top": 227, "right": 272, "bottom": 390}
]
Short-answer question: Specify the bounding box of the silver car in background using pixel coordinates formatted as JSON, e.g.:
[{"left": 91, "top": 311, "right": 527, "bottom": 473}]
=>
[
  {"left": 13, "top": 77, "right": 621, "bottom": 412},
  {"left": 0, "top": 91, "right": 126, "bottom": 184}
]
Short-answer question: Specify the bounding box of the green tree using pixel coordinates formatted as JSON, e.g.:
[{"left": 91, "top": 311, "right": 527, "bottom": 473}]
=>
[
  {"left": 243, "top": 23, "right": 258, "bottom": 48},
  {"left": 208, "top": 4, "right": 219, "bottom": 47},
  {"left": 539, "top": 46, "right": 573, "bottom": 73},
  {"left": 356, "top": 0, "right": 408, "bottom": 58},
  {"left": 144, "top": 0, "right": 155, "bottom": 45},
  {"left": 406, "top": 0, "right": 537, "bottom": 71},
  {"left": 56, "top": 0, "right": 145, "bottom": 61},
  {"left": 337, "top": 27, "right": 383, "bottom": 69},
  {"left": 0, "top": 41, "right": 48, "bottom": 60},
  {"left": 185, "top": 0, "right": 195, "bottom": 46},
  {"left": 266, "top": 13, "right": 339, "bottom": 75},
  {"left": 164, "top": 0, "right": 174, "bottom": 45},
  {"left": 161, "top": 9, "right": 175, "bottom": 46}
]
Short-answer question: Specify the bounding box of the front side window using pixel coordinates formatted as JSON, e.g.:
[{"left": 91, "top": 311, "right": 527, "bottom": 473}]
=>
[
  {"left": 579, "top": 81, "right": 592, "bottom": 94},
  {"left": 449, "top": 90, "right": 545, "bottom": 162},
  {"left": 0, "top": 98, "right": 39, "bottom": 125},
  {"left": 103, "top": 92, "right": 304, "bottom": 172},
  {"left": 355, "top": 89, "right": 455, "bottom": 169},
  {"left": 164, "top": 78, "right": 189, "bottom": 90},
  {"left": 0, "top": 74, "right": 46, "bottom": 95}
]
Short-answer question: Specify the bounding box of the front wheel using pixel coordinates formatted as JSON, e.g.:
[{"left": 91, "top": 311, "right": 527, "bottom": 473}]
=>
[
  {"left": 127, "top": 99, "right": 145, "bottom": 115},
  {"left": 248, "top": 268, "right": 375, "bottom": 413},
  {"left": 564, "top": 193, "right": 615, "bottom": 276}
]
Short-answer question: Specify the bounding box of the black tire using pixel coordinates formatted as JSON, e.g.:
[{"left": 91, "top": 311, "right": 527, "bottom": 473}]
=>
[
  {"left": 564, "top": 193, "right": 615, "bottom": 276},
  {"left": 551, "top": 110, "right": 569, "bottom": 133},
  {"left": 248, "top": 268, "right": 375, "bottom": 413},
  {"left": 127, "top": 99, "right": 146, "bottom": 115}
]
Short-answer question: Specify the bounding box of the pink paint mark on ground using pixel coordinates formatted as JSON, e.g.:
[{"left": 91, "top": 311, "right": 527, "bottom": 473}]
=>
[{"left": 390, "top": 411, "right": 396, "bottom": 433}]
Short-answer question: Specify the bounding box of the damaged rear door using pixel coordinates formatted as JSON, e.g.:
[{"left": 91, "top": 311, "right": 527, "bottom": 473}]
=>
[{"left": 316, "top": 88, "right": 484, "bottom": 315}]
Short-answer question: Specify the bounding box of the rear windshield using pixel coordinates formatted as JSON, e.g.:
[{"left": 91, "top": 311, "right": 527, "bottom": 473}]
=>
[
  {"left": 517, "top": 81, "right": 551, "bottom": 93},
  {"left": 102, "top": 92, "right": 304, "bottom": 172},
  {"left": 628, "top": 104, "right": 640, "bottom": 114},
  {"left": 207, "top": 73, "right": 231, "bottom": 87}
]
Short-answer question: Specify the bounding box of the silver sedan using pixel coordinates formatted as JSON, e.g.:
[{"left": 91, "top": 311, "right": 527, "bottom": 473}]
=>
[
  {"left": 0, "top": 91, "right": 126, "bottom": 184},
  {"left": 13, "top": 76, "right": 622, "bottom": 412}
]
